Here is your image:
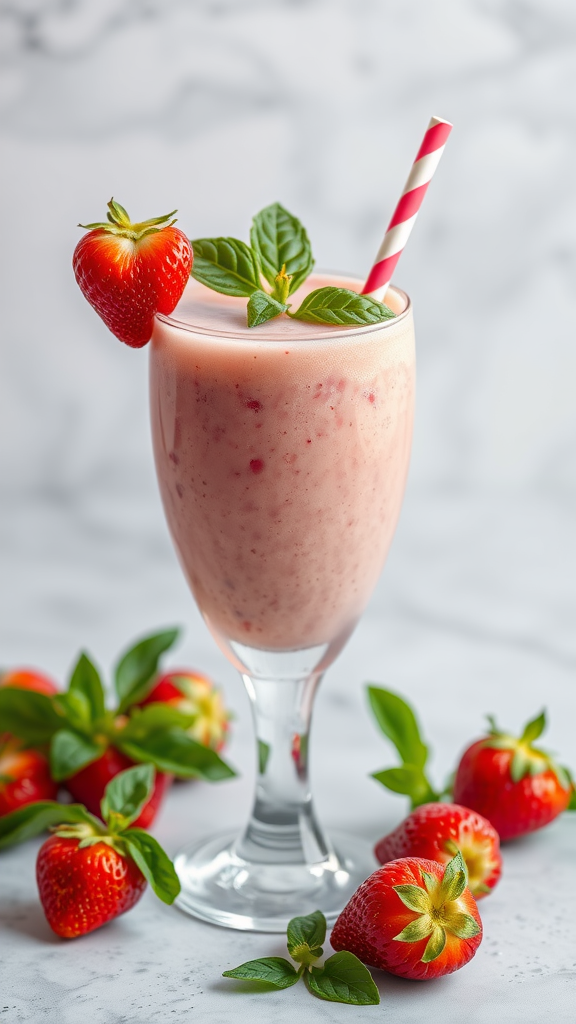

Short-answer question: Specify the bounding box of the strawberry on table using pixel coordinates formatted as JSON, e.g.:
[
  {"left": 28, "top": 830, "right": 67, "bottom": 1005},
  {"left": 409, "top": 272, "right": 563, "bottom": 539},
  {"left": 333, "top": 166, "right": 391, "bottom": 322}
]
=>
[
  {"left": 139, "top": 669, "right": 230, "bottom": 752},
  {"left": 0, "top": 668, "right": 59, "bottom": 696},
  {"left": 0, "top": 737, "right": 58, "bottom": 816},
  {"left": 0, "top": 764, "right": 180, "bottom": 938},
  {"left": 331, "top": 852, "right": 482, "bottom": 981},
  {"left": 453, "top": 711, "right": 571, "bottom": 841},
  {"left": 73, "top": 198, "right": 192, "bottom": 348},
  {"left": 65, "top": 746, "right": 171, "bottom": 829},
  {"left": 374, "top": 803, "right": 502, "bottom": 899}
]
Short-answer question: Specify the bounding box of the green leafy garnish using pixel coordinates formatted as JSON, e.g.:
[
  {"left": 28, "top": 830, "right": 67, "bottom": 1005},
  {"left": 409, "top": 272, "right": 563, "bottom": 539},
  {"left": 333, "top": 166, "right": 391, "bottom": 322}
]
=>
[
  {"left": 115, "top": 628, "right": 180, "bottom": 713},
  {"left": 367, "top": 685, "right": 439, "bottom": 808},
  {"left": 222, "top": 909, "right": 379, "bottom": 1006},
  {"left": 191, "top": 203, "right": 396, "bottom": 329}
]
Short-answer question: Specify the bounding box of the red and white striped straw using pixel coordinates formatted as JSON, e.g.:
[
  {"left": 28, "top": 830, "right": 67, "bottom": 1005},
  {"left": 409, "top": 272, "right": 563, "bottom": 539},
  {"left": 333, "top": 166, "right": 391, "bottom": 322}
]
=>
[{"left": 362, "top": 115, "right": 453, "bottom": 301}]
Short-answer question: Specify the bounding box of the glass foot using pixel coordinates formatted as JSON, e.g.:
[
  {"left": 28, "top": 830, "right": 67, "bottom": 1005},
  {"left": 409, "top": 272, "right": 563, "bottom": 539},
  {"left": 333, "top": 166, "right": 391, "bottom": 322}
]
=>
[{"left": 174, "top": 830, "right": 376, "bottom": 932}]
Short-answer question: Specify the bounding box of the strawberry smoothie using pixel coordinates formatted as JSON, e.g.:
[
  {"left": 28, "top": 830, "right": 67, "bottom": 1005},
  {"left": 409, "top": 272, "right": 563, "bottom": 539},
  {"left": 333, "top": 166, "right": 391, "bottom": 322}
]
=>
[{"left": 150, "top": 275, "right": 415, "bottom": 652}]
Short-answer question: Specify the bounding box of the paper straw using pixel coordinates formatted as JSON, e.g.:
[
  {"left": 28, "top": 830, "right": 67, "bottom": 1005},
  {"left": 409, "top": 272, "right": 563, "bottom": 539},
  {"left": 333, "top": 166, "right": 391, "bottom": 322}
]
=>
[{"left": 362, "top": 116, "right": 453, "bottom": 301}]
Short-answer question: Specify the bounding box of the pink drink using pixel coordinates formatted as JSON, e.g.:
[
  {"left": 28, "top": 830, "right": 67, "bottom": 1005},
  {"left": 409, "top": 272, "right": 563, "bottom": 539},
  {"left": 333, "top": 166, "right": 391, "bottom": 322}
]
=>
[{"left": 150, "top": 274, "right": 415, "bottom": 653}]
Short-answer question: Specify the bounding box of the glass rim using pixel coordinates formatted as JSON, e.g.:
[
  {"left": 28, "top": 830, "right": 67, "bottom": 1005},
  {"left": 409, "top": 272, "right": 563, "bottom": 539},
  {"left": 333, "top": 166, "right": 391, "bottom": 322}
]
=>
[{"left": 155, "top": 274, "right": 412, "bottom": 346}]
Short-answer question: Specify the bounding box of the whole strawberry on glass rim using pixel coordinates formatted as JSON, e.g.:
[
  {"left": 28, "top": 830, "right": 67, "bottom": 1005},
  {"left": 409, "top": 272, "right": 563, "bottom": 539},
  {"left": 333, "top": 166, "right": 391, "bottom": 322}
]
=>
[
  {"left": 374, "top": 802, "right": 502, "bottom": 899},
  {"left": 73, "top": 198, "right": 192, "bottom": 348},
  {"left": 453, "top": 710, "right": 571, "bottom": 841}
]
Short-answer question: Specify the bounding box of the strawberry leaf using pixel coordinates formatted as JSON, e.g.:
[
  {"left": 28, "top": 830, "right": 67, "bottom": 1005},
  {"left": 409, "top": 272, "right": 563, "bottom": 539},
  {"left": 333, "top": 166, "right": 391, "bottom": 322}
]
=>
[
  {"left": 0, "top": 801, "right": 101, "bottom": 850},
  {"left": 393, "top": 883, "right": 431, "bottom": 914},
  {"left": 121, "top": 829, "right": 180, "bottom": 904},
  {"left": 118, "top": 728, "right": 235, "bottom": 781},
  {"left": 50, "top": 728, "right": 104, "bottom": 781},
  {"left": 421, "top": 926, "right": 446, "bottom": 963},
  {"left": 371, "top": 764, "right": 436, "bottom": 808},
  {"left": 250, "top": 203, "right": 314, "bottom": 295},
  {"left": 247, "top": 290, "right": 288, "bottom": 327},
  {"left": 223, "top": 957, "right": 301, "bottom": 989},
  {"left": 287, "top": 910, "right": 325, "bottom": 964},
  {"left": 100, "top": 763, "right": 154, "bottom": 828},
  {"left": 191, "top": 238, "right": 262, "bottom": 297},
  {"left": 68, "top": 652, "right": 106, "bottom": 720},
  {"left": 438, "top": 851, "right": 467, "bottom": 903},
  {"left": 367, "top": 686, "right": 428, "bottom": 768},
  {"left": 289, "top": 287, "right": 395, "bottom": 326},
  {"left": 0, "top": 688, "right": 63, "bottom": 745},
  {"left": 114, "top": 628, "right": 180, "bottom": 713},
  {"left": 520, "top": 709, "right": 546, "bottom": 745},
  {"left": 306, "top": 952, "right": 379, "bottom": 1005}
]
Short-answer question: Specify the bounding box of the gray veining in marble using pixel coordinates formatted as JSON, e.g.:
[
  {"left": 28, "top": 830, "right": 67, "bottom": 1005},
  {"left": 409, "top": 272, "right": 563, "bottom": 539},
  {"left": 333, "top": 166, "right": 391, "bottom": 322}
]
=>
[{"left": 0, "top": 1, "right": 575, "bottom": 1021}]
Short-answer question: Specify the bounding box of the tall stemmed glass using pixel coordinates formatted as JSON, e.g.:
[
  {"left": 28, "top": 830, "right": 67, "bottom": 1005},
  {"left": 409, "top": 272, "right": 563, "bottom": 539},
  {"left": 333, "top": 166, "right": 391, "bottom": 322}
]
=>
[{"left": 149, "top": 274, "right": 415, "bottom": 931}]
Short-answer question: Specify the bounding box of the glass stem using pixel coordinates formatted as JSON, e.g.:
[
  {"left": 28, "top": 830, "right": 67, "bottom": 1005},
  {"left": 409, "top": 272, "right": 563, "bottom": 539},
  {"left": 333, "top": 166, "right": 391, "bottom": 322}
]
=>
[{"left": 234, "top": 672, "right": 332, "bottom": 866}]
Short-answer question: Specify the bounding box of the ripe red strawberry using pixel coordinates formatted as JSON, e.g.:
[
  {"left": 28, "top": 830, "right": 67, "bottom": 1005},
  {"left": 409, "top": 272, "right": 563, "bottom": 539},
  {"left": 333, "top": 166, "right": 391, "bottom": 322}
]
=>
[
  {"left": 0, "top": 738, "right": 58, "bottom": 816},
  {"left": 0, "top": 668, "right": 59, "bottom": 696},
  {"left": 453, "top": 711, "right": 571, "bottom": 841},
  {"left": 73, "top": 199, "right": 192, "bottom": 348},
  {"left": 374, "top": 803, "right": 501, "bottom": 899},
  {"left": 65, "top": 747, "right": 171, "bottom": 829},
  {"left": 140, "top": 669, "right": 230, "bottom": 752},
  {"left": 331, "top": 853, "right": 482, "bottom": 981},
  {"left": 37, "top": 834, "right": 147, "bottom": 938}
]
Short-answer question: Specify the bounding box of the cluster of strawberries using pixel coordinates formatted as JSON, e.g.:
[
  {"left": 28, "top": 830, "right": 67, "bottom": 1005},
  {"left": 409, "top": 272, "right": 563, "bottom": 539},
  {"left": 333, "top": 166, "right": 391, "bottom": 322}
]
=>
[
  {"left": 329, "top": 687, "right": 574, "bottom": 981},
  {"left": 0, "top": 629, "right": 232, "bottom": 938}
]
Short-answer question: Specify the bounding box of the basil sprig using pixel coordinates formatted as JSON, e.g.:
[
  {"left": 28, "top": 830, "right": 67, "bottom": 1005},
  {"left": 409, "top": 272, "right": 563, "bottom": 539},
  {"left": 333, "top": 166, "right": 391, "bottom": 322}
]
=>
[
  {"left": 367, "top": 685, "right": 440, "bottom": 808},
  {"left": 223, "top": 909, "right": 379, "bottom": 1006},
  {"left": 191, "top": 202, "right": 395, "bottom": 329}
]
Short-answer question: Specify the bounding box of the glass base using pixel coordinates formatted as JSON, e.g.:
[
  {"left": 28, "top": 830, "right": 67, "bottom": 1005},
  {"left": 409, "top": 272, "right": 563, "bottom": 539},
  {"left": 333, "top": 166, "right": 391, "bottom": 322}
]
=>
[{"left": 174, "top": 830, "right": 376, "bottom": 932}]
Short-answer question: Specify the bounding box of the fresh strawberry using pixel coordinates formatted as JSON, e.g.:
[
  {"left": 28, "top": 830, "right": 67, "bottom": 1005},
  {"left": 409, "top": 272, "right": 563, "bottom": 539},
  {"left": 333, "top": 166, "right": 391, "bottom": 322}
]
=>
[
  {"left": 140, "top": 669, "right": 230, "bottom": 751},
  {"left": 73, "top": 198, "right": 192, "bottom": 348},
  {"left": 65, "top": 746, "right": 171, "bottom": 829},
  {"left": 374, "top": 803, "right": 502, "bottom": 899},
  {"left": 0, "top": 737, "right": 58, "bottom": 816},
  {"left": 0, "top": 668, "right": 58, "bottom": 696},
  {"left": 453, "top": 711, "right": 571, "bottom": 841},
  {"left": 0, "top": 765, "right": 180, "bottom": 938},
  {"left": 331, "top": 852, "right": 482, "bottom": 980}
]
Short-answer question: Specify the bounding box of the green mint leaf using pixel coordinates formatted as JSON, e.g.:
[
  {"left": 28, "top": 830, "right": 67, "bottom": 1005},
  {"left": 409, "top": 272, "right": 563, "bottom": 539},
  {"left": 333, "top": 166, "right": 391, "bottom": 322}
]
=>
[
  {"left": 0, "top": 688, "right": 63, "bottom": 745},
  {"left": 118, "top": 728, "right": 235, "bottom": 781},
  {"left": 114, "top": 628, "right": 180, "bottom": 713},
  {"left": 520, "top": 709, "right": 546, "bottom": 745},
  {"left": 247, "top": 290, "right": 288, "bottom": 328},
  {"left": 122, "top": 829, "right": 181, "bottom": 904},
  {"left": 121, "top": 704, "right": 198, "bottom": 743},
  {"left": 287, "top": 910, "right": 326, "bottom": 964},
  {"left": 367, "top": 686, "right": 428, "bottom": 768},
  {"left": 371, "top": 764, "right": 436, "bottom": 808},
  {"left": 289, "top": 287, "right": 395, "bottom": 326},
  {"left": 0, "top": 801, "right": 101, "bottom": 850},
  {"left": 50, "top": 728, "right": 104, "bottom": 782},
  {"left": 223, "top": 957, "right": 300, "bottom": 989},
  {"left": 250, "top": 202, "right": 313, "bottom": 294},
  {"left": 191, "top": 238, "right": 262, "bottom": 297},
  {"left": 306, "top": 952, "right": 379, "bottom": 1005},
  {"left": 100, "top": 763, "right": 154, "bottom": 828},
  {"left": 68, "top": 652, "right": 106, "bottom": 720}
]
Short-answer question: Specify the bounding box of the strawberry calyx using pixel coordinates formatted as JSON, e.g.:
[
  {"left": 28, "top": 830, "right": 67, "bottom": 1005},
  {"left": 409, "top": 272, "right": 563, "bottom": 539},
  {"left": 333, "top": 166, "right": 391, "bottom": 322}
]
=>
[
  {"left": 484, "top": 711, "right": 571, "bottom": 790},
  {"left": 393, "top": 852, "right": 481, "bottom": 963},
  {"left": 79, "top": 198, "right": 178, "bottom": 242}
]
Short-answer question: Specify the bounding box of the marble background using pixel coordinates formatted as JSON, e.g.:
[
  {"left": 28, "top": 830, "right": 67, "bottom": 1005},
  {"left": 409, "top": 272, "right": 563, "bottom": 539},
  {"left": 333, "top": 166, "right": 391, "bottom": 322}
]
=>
[{"left": 0, "top": 2, "right": 575, "bottom": 1022}]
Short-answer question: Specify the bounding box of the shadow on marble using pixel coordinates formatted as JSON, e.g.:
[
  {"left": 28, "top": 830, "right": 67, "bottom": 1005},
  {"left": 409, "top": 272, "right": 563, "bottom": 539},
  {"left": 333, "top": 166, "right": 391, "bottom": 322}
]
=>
[{"left": 0, "top": 899, "right": 59, "bottom": 944}]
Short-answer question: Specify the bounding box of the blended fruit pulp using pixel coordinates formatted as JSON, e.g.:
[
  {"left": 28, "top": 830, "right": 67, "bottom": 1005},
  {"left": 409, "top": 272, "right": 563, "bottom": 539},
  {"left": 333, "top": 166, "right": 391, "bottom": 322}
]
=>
[{"left": 150, "top": 275, "right": 415, "bottom": 652}]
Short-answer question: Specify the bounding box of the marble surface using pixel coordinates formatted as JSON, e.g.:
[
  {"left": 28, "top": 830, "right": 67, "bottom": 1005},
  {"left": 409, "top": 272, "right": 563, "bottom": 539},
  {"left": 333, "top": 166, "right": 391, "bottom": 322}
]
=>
[{"left": 1, "top": 1, "right": 575, "bottom": 1021}]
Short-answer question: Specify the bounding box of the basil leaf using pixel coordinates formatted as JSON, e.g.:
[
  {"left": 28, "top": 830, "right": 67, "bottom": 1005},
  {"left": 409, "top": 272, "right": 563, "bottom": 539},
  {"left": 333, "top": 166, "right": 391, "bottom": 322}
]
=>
[
  {"left": 223, "top": 957, "right": 300, "bottom": 989},
  {"left": 114, "top": 628, "right": 180, "bottom": 713},
  {"left": 100, "top": 763, "right": 154, "bottom": 827},
  {"left": 0, "top": 801, "right": 101, "bottom": 850},
  {"left": 54, "top": 690, "right": 93, "bottom": 733},
  {"left": 287, "top": 910, "right": 326, "bottom": 963},
  {"left": 247, "top": 290, "right": 288, "bottom": 328},
  {"left": 50, "top": 728, "right": 104, "bottom": 782},
  {"left": 290, "top": 287, "right": 395, "bottom": 326},
  {"left": 122, "top": 829, "right": 181, "bottom": 904},
  {"left": 250, "top": 203, "right": 313, "bottom": 294},
  {"left": 68, "top": 652, "right": 106, "bottom": 720},
  {"left": 306, "top": 952, "right": 379, "bottom": 1005},
  {"left": 367, "top": 686, "right": 428, "bottom": 768},
  {"left": 371, "top": 765, "right": 436, "bottom": 808},
  {"left": 191, "top": 238, "right": 261, "bottom": 297},
  {"left": 0, "top": 688, "right": 63, "bottom": 745},
  {"left": 118, "top": 728, "right": 235, "bottom": 781},
  {"left": 121, "top": 704, "right": 198, "bottom": 743},
  {"left": 258, "top": 739, "right": 270, "bottom": 775}
]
